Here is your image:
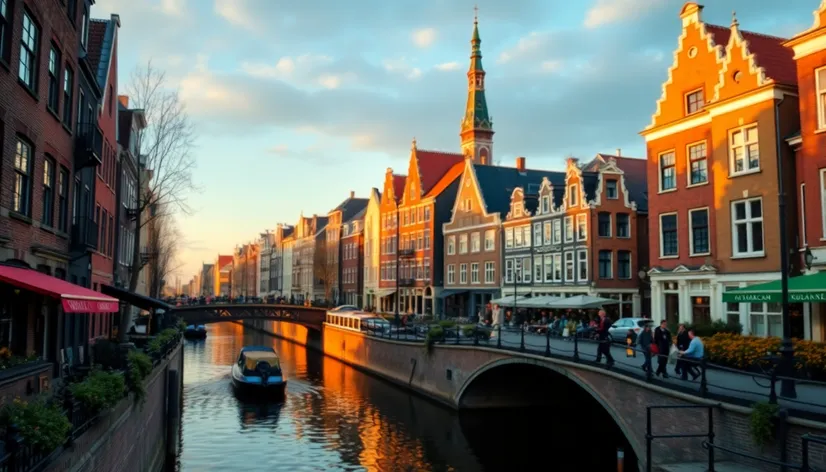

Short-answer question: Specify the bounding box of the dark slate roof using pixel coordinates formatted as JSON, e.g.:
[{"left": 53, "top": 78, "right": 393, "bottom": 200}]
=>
[
  {"left": 332, "top": 197, "right": 369, "bottom": 222},
  {"left": 282, "top": 226, "right": 295, "bottom": 238},
  {"left": 86, "top": 20, "right": 107, "bottom": 73},
  {"left": 473, "top": 164, "right": 566, "bottom": 216},
  {"left": 345, "top": 207, "right": 366, "bottom": 223},
  {"left": 585, "top": 154, "right": 649, "bottom": 213}
]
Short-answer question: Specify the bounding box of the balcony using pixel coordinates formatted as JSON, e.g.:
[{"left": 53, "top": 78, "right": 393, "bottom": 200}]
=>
[
  {"left": 399, "top": 278, "right": 416, "bottom": 287},
  {"left": 399, "top": 248, "right": 415, "bottom": 257},
  {"left": 74, "top": 122, "right": 104, "bottom": 169},
  {"left": 70, "top": 217, "right": 98, "bottom": 251}
]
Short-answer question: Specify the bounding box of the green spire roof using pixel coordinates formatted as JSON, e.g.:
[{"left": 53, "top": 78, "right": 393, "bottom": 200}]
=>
[{"left": 462, "top": 13, "right": 492, "bottom": 134}]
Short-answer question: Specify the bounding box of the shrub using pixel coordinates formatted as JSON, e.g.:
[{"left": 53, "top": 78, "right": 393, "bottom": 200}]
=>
[
  {"left": 126, "top": 350, "right": 153, "bottom": 403},
  {"left": 438, "top": 320, "right": 456, "bottom": 328},
  {"left": 147, "top": 328, "right": 181, "bottom": 356},
  {"left": 70, "top": 370, "right": 126, "bottom": 413},
  {"left": 92, "top": 339, "right": 122, "bottom": 370},
  {"left": 425, "top": 326, "right": 444, "bottom": 353},
  {"left": 704, "top": 333, "right": 826, "bottom": 378},
  {"left": 750, "top": 402, "right": 779, "bottom": 447},
  {"left": 0, "top": 397, "right": 71, "bottom": 452}
]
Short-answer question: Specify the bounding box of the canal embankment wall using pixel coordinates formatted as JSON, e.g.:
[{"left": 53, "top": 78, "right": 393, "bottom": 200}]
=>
[{"left": 43, "top": 342, "right": 184, "bottom": 472}]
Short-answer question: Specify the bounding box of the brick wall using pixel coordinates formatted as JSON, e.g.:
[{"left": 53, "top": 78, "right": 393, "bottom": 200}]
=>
[{"left": 43, "top": 343, "right": 183, "bottom": 472}]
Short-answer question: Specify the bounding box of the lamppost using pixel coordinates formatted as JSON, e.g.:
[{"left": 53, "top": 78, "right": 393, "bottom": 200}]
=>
[{"left": 774, "top": 98, "right": 796, "bottom": 399}]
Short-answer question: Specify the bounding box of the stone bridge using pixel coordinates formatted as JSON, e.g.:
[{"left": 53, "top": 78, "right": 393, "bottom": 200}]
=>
[
  {"left": 172, "top": 304, "right": 327, "bottom": 329},
  {"left": 315, "top": 324, "right": 826, "bottom": 471}
]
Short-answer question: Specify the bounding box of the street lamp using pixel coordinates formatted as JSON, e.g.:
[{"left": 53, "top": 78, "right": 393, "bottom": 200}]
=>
[
  {"left": 774, "top": 98, "right": 796, "bottom": 399},
  {"left": 804, "top": 248, "right": 814, "bottom": 271}
]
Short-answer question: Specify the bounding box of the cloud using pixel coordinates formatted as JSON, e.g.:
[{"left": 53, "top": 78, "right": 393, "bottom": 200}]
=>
[
  {"left": 214, "top": 0, "right": 258, "bottom": 30},
  {"left": 159, "top": 0, "right": 185, "bottom": 16},
  {"left": 435, "top": 62, "right": 461, "bottom": 71},
  {"left": 583, "top": 0, "right": 667, "bottom": 29},
  {"left": 411, "top": 27, "right": 438, "bottom": 48}
]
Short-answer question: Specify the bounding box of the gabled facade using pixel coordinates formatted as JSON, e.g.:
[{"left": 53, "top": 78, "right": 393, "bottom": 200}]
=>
[
  {"left": 269, "top": 224, "right": 294, "bottom": 298},
  {"left": 377, "top": 169, "right": 406, "bottom": 312},
  {"left": 292, "top": 214, "right": 328, "bottom": 302},
  {"left": 113, "top": 96, "right": 144, "bottom": 292},
  {"left": 214, "top": 254, "right": 233, "bottom": 296},
  {"left": 326, "top": 192, "right": 369, "bottom": 305},
  {"left": 786, "top": 0, "right": 826, "bottom": 341},
  {"left": 341, "top": 208, "right": 366, "bottom": 306},
  {"left": 257, "top": 231, "right": 275, "bottom": 297},
  {"left": 642, "top": 3, "right": 801, "bottom": 336},
  {"left": 362, "top": 188, "right": 382, "bottom": 310}
]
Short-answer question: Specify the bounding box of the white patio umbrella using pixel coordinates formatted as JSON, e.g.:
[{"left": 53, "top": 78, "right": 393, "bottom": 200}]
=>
[
  {"left": 489, "top": 294, "right": 530, "bottom": 306},
  {"left": 519, "top": 295, "right": 564, "bottom": 308},
  {"left": 544, "top": 295, "right": 620, "bottom": 310}
]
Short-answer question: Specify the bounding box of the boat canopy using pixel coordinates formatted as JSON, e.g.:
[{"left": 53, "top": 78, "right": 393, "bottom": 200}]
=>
[{"left": 244, "top": 351, "right": 280, "bottom": 371}]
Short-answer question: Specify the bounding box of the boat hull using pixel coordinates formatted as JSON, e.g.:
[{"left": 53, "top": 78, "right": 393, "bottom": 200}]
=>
[
  {"left": 231, "top": 366, "right": 286, "bottom": 398},
  {"left": 184, "top": 330, "right": 207, "bottom": 339}
]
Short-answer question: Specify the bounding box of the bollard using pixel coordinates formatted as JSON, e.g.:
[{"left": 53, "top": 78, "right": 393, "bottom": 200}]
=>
[
  {"left": 166, "top": 369, "right": 181, "bottom": 462},
  {"left": 617, "top": 448, "right": 624, "bottom": 472}
]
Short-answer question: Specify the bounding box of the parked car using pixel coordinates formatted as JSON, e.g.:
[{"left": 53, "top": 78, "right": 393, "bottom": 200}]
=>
[{"left": 607, "top": 317, "right": 653, "bottom": 343}]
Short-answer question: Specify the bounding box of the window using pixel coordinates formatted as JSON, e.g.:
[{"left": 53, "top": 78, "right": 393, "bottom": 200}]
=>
[
  {"left": 521, "top": 257, "right": 531, "bottom": 283},
  {"left": 577, "top": 249, "right": 588, "bottom": 282},
  {"left": 660, "top": 213, "right": 678, "bottom": 257},
  {"left": 471, "top": 232, "right": 480, "bottom": 253},
  {"left": 542, "top": 221, "right": 550, "bottom": 245},
  {"left": 533, "top": 223, "right": 541, "bottom": 246},
  {"left": 48, "top": 45, "right": 61, "bottom": 112},
  {"left": 42, "top": 156, "right": 55, "bottom": 226},
  {"left": 447, "top": 264, "right": 455, "bottom": 284},
  {"left": 505, "top": 259, "right": 513, "bottom": 283},
  {"left": 100, "top": 209, "right": 107, "bottom": 254},
  {"left": 689, "top": 208, "right": 710, "bottom": 255},
  {"left": 424, "top": 207, "right": 430, "bottom": 221},
  {"left": 659, "top": 151, "right": 676, "bottom": 191},
  {"left": 685, "top": 89, "right": 704, "bottom": 114},
  {"left": 80, "top": 7, "right": 88, "bottom": 49},
  {"left": 605, "top": 179, "right": 618, "bottom": 199},
  {"left": 463, "top": 198, "right": 472, "bottom": 212},
  {"left": 484, "top": 229, "right": 495, "bottom": 251},
  {"left": 484, "top": 261, "right": 495, "bottom": 283},
  {"left": 750, "top": 302, "right": 782, "bottom": 337},
  {"left": 552, "top": 254, "right": 562, "bottom": 282},
  {"left": 730, "top": 125, "right": 759, "bottom": 174},
  {"left": 57, "top": 167, "right": 69, "bottom": 232},
  {"left": 424, "top": 258, "right": 430, "bottom": 281},
  {"left": 618, "top": 251, "right": 631, "bottom": 279},
  {"left": 459, "top": 263, "right": 467, "bottom": 284},
  {"left": 688, "top": 142, "right": 708, "bottom": 185},
  {"left": 514, "top": 227, "right": 523, "bottom": 247},
  {"left": 564, "top": 216, "right": 573, "bottom": 243},
  {"left": 732, "top": 197, "right": 764, "bottom": 257},
  {"left": 0, "top": 0, "right": 11, "bottom": 63},
  {"left": 817, "top": 66, "right": 826, "bottom": 130},
  {"left": 12, "top": 138, "right": 32, "bottom": 216},
  {"left": 598, "top": 250, "right": 612, "bottom": 279},
  {"left": 564, "top": 252, "right": 574, "bottom": 282},
  {"left": 616, "top": 213, "right": 630, "bottom": 238},
  {"left": 541, "top": 195, "right": 550, "bottom": 213},
  {"left": 576, "top": 214, "right": 587, "bottom": 241},
  {"left": 522, "top": 226, "right": 531, "bottom": 248},
  {"left": 552, "top": 220, "right": 561, "bottom": 244},
  {"left": 598, "top": 212, "right": 611, "bottom": 237},
  {"left": 459, "top": 234, "right": 468, "bottom": 254},
  {"left": 534, "top": 256, "right": 542, "bottom": 281},
  {"left": 568, "top": 184, "right": 578, "bottom": 207},
  {"left": 505, "top": 228, "right": 513, "bottom": 248},
  {"left": 543, "top": 254, "right": 553, "bottom": 282},
  {"left": 470, "top": 263, "right": 479, "bottom": 284},
  {"left": 18, "top": 11, "right": 39, "bottom": 90},
  {"left": 447, "top": 235, "right": 455, "bottom": 255},
  {"left": 424, "top": 231, "right": 430, "bottom": 250}
]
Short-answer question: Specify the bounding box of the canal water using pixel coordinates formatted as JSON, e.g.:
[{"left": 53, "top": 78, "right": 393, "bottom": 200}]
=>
[{"left": 174, "top": 322, "right": 636, "bottom": 471}]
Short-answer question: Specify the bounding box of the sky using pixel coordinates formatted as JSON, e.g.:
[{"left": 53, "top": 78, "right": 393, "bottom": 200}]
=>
[{"left": 91, "top": 0, "right": 822, "bottom": 281}]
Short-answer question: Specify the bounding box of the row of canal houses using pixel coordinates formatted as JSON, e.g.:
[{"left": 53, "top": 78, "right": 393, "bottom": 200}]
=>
[{"left": 263, "top": 2, "right": 826, "bottom": 342}]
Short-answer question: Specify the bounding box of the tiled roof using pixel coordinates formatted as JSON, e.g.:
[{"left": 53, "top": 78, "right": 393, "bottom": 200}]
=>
[
  {"left": 416, "top": 150, "right": 465, "bottom": 194},
  {"left": 86, "top": 20, "right": 107, "bottom": 73},
  {"left": 706, "top": 25, "right": 797, "bottom": 86},
  {"left": 282, "top": 227, "right": 295, "bottom": 238},
  {"left": 333, "top": 197, "right": 369, "bottom": 222},
  {"left": 474, "top": 164, "right": 566, "bottom": 216},
  {"left": 217, "top": 255, "right": 233, "bottom": 268},
  {"left": 392, "top": 174, "right": 406, "bottom": 201},
  {"left": 586, "top": 154, "right": 649, "bottom": 213},
  {"left": 345, "top": 206, "right": 366, "bottom": 223}
]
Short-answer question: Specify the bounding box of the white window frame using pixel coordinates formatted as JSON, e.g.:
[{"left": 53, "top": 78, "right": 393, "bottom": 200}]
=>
[
  {"left": 568, "top": 184, "right": 578, "bottom": 207},
  {"left": 471, "top": 232, "right": 481, "bottom": 253},
  {"left": 685, "top": 88, "right": 704, "bottom": 115},
  {"left": 543, "top": 254, "right": 553, "bottom": 283},
  {"left": 459, "top": 234, "right": 468, "bottom": 254},
  {"left": 577, "top": 249, "right": 588, "bottom": 282},
  {"left": 447, "top": 235, "right": 455, "bottom": 255},
  {"left": 505, "top": 227, "right": 513, "bottom": 248},
  {"left": 564, "top": 216, "right": 574, "bottom": 243},
  {"left": 543, "top": 221, "right": 551, "bottom": 245},
  {"left": 687, "top": 140, "right": 709, "bottom": 186},
  {"left": 459, "top": 263, "right": 468, "bottom": 284},
  {"left": 616, "top": 213, "right": 631, "bottom": 239},
  {"left": 541, "top": 195, "right": 550, "bottom": 213},
  {"left": 552, "top": 254, "right": 562, "bottom": 282},
  {"left": 484, "top": 261, "right": 495, "bottom": 283},
  {"left": 817, "top": 66, "right": 826, "bottom": 131},
  {"left": 505, "top": 259, "right": 514, "bottom": 283},
  {"left": 522, "top": 257, "right": 531, "bottom": 283},
  {"left": 659, "top": 212, "right": 679, "bottom": 258},
  {"left": 522, "top": 226, "right": 531, "bottom": 248},
  {"left": 533, "top": 222, "right": 542, "bottom": 246},
  {"left": 688, "top": 207, "right": 711, "bottom": 257},
  {"left": 564, "top": 252, "right": 574, "bottom": 282},
  {"left": 598, "top": 250, "right": 613, "bottom": 279},
  {"left": 731, "top": 197, "right": 765, "bottom": 258},
  {"left": 576, "top": 214, "right": 587, "bottom": 241},
  {"left": 729, "top": 124, "right": 760, "bottom": 176},
  {"left": 470, "top": 262, "right": 479, "bottom": 284},
  {"left": 605, "top": 179, "right": 618, "bottom": 199},
  {"left": 598, "top": 212, "right": 612, "bottom": 238},
  {"left": 534, "top": 256, "right": 542, "bottom": 281},
  {"left": 447, "top": 264, "right": 455, "bottom": 285},
  {"left": 658, "top": 150, "right": 676, "bottom": 193},
  {"left": 484, "top": 229, "right": 495, "bottom": 251},
  {"left": 617, "top": 250, "right": 632, "bottom": 280},
  {"left": 553, "top": 220, "right": 562, "bottom": 244}
]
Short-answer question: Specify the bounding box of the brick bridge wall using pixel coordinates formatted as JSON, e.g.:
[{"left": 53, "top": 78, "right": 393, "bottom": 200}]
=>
[
  {"left": 309, "top": 325, "right": 826, "bottom": 471},
  {"left": 43, "top": 343, "right": 184, "bottom": 472}
]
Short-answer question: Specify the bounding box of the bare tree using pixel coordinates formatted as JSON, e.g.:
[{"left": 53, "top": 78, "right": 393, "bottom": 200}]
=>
[
  {"left": 313, "top": 242, "right": 336, "bottom": 303},
  {"left": 121, "top": 61, "right": 196, "bottom": 340},
  {"left": 147, "top": 213, "right": 182, "bottom": 299}
]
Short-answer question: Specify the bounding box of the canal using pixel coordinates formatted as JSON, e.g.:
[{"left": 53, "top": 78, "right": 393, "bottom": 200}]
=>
[{"left": 174, "top": 322, "right": 637, "bottom": 471}]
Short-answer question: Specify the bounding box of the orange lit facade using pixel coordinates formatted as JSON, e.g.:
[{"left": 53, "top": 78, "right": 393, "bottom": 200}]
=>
[
  {"left": 642, "top": 3, "right": 802, "bottom": 337},
  {"left": 786, "top": 1, "right": 826, "bottom": 341}
]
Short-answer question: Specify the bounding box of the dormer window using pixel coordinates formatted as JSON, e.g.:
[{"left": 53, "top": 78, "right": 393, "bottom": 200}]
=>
[
  {"left": 606, "top": 179, "right": 618, "bottom": 199},
  {"left": 685, "top": 89, "right": 704, "bottom": 115},
  {"left": 568, "top": 184, "right": 578, "bottom": 207},
  {"left": 541, "top": 195, "right": 550, "bottom": 213}
]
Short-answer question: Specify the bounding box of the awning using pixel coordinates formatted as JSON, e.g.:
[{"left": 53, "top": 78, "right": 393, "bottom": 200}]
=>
[
  {"left": 101, "top": 284, "right": 173, "bottom": 312},
  {"left": 0, "top": 265, "right": 119, "bottom": 313},
  {"left": 721, "top": 272, "right": 826, "bottom": 303},
  {"left": 375, "top": 288, "right": 397, "bottom": 298},
  {"left": 489, "top": 295, "right": 531, "bottom": 306},
  {"left": 519, "top": 295, "right": 564, "bottom": 308},
  {"left": 438, "top": 289, "right": 467, "bottom": 298},
  {"left": 545, "top": 295, "right": 620, "bottom": 309}
]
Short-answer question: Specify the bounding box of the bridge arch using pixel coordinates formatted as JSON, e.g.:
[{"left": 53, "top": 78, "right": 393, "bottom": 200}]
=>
[{"left": 455, "top": 357, "right": 642, "bottom": 465}]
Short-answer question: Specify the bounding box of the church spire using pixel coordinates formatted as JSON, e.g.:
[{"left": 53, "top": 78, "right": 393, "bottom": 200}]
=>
[{"left": 460, "top": 7, "right": 494, "bottom": 165}]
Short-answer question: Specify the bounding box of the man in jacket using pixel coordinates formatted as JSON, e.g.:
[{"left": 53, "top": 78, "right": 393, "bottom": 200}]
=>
[
  {"left": 674, "top": 324, "right": 690, "bottom": 377},
  {"left": 654, "top": 320, "right": 671, "bottom": 378},
  {"left": 637, "top": 323, "right": 654, "bottom": 373},
  {"left": 595, "top": 310, "right": 614, "bottom": 367}
]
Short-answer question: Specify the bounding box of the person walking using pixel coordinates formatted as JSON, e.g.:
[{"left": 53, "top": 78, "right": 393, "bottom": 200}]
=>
[
  {"left": 674, "top": 324, "right": 690, "bottom": 377},
  {"left": 594, "top": 310, "right": 614, "bottom": 367},
  {"left": 679, "top": 328, "right": 704, "bottom": 381},
  {"left": 654, "top": 320, "right": 671, "bottom": 378},
  {"left": 637, "top": 323, "right": 654, "bottom": 373}
]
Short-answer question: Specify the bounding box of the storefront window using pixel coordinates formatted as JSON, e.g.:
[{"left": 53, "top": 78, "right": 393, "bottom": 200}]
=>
[
  {"left": 750, "top": 302, "right": 782, "bottom": 337},
  {"left": 664, "top": 293, "right": 679, "bottom": 326},
  {"left": 692, "top": 296, "right": 711, "bottom": 325}
]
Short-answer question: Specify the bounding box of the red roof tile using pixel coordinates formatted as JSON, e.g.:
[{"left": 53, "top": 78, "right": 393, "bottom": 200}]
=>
[
  {"left": 392, "top": 174, "right": 406, "bottom": 202},
  {"left": 217, "top": 255, "right": 233, "bottom": 269},
  {"left": 706, "top": 25, "right": 797, "bottom": 86},
  {"left": 86, "top": 20, "right": 108, "bottom": 73},
  {"left": 415, "top": 150, "right": 465, "bottom": 194}
]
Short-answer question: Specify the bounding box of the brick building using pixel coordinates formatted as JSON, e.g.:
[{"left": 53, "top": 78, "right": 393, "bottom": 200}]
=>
[
  {"left": 340, "top": 208, "right": 365, "bottom": 306},
  {"left": 376, "top": 171, "right": 406, "bottom": 311},
  {"left": 361, "top": 188, "right": 381, "bottom": 310},
  {"left": 325, "top": 191, "right": 368, "bottom": 305},
  {"left": 641, "top": 3, "right": 801, "bottom": 336}
]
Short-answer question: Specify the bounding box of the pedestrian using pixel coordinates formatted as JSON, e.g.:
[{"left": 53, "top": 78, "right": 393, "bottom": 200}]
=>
[
  {"left": 595, "top": 309, "right": 614, "bottom": 366},
  {"left": 674, "top": 324, "right": 690, "bottom": 377},
  {"left": 678, "top": 328, "right": 704, "bottom": 381},
  {"left": 654, "top": 320, "right": 671, "bottom": 378},
  {"left": 637, "top": 323, "right": 653, "bottom": 373}
]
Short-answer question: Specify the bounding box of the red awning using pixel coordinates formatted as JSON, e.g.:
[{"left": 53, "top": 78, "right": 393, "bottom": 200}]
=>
[{"left": 0, "top": 265, "right": 119, "bottom": 313}]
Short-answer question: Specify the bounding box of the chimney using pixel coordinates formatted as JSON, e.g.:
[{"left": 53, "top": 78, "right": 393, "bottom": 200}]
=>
[
  {"left": 515, "top": 157, "right": 526, "bottom": 172},
  {"left": 118, "top": 95, "right": 129, "bottom": 107},
  {"left": 349, "top": 190, "right": 355, "bottom": 199},
  {"left": 616, "top": 148, "right": 621, "bottom": 157}
]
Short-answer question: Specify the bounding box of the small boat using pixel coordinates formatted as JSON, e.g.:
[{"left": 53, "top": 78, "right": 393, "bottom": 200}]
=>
[
  {"left": 184, "top": 324, "right": 207, "bottom": 339},
  {"left": 231, "top": 346, "right": 287, "bottom": 397}
]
